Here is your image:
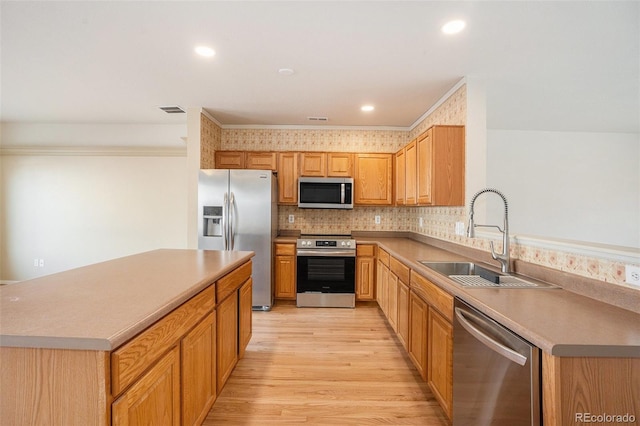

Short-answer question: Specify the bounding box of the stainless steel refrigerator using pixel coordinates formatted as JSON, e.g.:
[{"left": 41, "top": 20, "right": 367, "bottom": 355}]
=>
[{"left": 198, "top": 169, "right": 278, "bottom": 311}]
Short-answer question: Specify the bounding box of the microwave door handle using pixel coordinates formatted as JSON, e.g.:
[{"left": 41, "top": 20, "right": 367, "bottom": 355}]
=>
[{"left": 341, "top": 183, "right": 345, "bottom": 204}]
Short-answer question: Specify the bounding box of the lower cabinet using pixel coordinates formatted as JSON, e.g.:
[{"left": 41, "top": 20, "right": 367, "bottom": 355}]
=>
[
  {"left": 397, "top": 280, "right": 410, "bottom": 350},
  {"left": 275, "top": 243, "right": 296, "bottom": 300},
  {"left": 239, "top": 278, "right": 253, "bottom": 358},
  {"left": 217, "top": 289, "right": 239, "bottom": 391},
  {"left": 428, "top": 308, "right": 453, "bottom": 419},
  {"left": 356, "top": 244, "right": 376, "bottom": 301},
  {"left": 182, "top": 311, "right": 217, "bottom": 426},
  {"left": 408, "top": 290, "right": 428, "bottom": 381},
  {"left": 112, "top": 345, "right": 181, "bottom": 426}
]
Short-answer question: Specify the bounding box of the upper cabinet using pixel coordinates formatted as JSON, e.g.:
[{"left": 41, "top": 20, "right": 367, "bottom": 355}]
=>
[
  {"left": 214, "top": 151, "right": 244, "bottom": 169},
  {"left": 277, "top": 152, "right": 298, "bottom": 205},
  {"left": 416, "top": 125, "right": 465, "bottom": 206},
  {"left": 354, "top": 153, "right": 393, "bottom": 205},
  {"left": 245, "top": 152, "right": 277, "bottom": 171},
  {"left": 300, "top": 152, "right": 354, "bottom": 177},
  {"left": 394, "top": 148, "right": 406, "bottom": 206}
]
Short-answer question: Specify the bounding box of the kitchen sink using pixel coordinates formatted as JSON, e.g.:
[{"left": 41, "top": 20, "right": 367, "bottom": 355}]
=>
[{"left": 419, "top": 261, "right": 559, "bottom": 289}]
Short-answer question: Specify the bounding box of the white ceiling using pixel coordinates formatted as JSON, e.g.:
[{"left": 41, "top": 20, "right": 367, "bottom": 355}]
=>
[{"left": 1, "top": 1, "right": 638, "bottom": 133}]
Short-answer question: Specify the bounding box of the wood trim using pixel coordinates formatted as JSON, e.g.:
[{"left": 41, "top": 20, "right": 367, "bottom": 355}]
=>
[{"left": 216, "top": 260, "right": 252, "bottom": 303}]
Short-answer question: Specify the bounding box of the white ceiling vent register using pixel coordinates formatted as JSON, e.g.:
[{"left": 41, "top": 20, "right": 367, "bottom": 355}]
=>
[
  {"left": 307, "top": 116, "right": 328, "bottom": 122},
  {"left": 159, "top": 105, "right": 186, "bottom": 114}
]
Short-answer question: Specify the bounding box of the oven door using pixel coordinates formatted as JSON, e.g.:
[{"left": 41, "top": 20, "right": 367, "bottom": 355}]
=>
[{"left": 296, "top": 253, "right": 355, "bottom": 294}]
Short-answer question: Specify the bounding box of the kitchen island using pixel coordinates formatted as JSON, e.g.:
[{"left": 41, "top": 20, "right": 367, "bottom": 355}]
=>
[{"left": 0, "top": 249, "right": 254, "bottom": 425}]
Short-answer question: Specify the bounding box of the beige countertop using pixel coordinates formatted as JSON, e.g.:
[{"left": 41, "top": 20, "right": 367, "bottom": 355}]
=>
[
  {"left": 354, "top": 236, "right": 640, "bottom": 358},
  {"left": 0, "top": 249, "right": 254, "bottom": 351}
]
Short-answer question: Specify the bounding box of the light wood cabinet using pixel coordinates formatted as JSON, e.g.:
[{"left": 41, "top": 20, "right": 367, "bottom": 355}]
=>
[
  {"left": 327, "top": 152, "right": 353, "bottom": 177},
  {"left": 376, "top": 248, "right": 391, "bottom": 316},
  {"left": 428, "top": 308, "right": 453, "bottom": 419},
  {"left": 394, "top": 148, "right": 406, "bottom": 205},
  {"left": 408, "top": 290, "right": 428, "bottom": 381},
  {"left": 387, "top": 271, "right": 399, "bottom": 332},
  {"left": 356, "top": 244, "right": 376, "bottom": 301},
  {"left": 112, "top": 345, "right": 181, "bottom": 426},
  {"left": 239, "top": 278, "right": 253, "bottom": 358},
  {"left": 216, "top": 290, "right": 238, "bottom": 391},
  {"left": 299, "top": 152, "right": 326, "bottom": 177},
  {"left": 214, "top": 151, "right": 245, "bottom": 169},
  {"left": 245, "top": 152, "right": 277, "bottom": 170},
  {"left": 416, "top": 125, "right": 465, "bottom": 206},
  {"left": 277, "top": 153, "right": 298, "bottom": 204},
  {"left": 275, "top": 243, "right": 296, "bottom": 300},
  {"left": 354, "top": 153, "right": 393, "bottom": 205},
  {"left": 397, "top": 280, "right": 410, "bottom": 350},
  {"left": 405, "top": 139, "right": 417, "bottom": 205},
  {"left": 181, "top": 311, "right": 216, "bottom": 426}
]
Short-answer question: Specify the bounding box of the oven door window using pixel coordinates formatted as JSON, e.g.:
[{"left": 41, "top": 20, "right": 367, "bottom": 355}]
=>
[{"left": 297, "top": 256, "right": 355, "bottom": 293}]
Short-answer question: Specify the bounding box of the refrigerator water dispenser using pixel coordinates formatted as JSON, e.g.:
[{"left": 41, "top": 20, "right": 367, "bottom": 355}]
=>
[{"left": 203, "top": 206, "right": 222, "bottom": 237}]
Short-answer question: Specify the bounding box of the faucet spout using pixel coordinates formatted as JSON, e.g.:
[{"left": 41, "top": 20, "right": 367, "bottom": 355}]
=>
[{"left": 466, "top": 188, "right": 510, "bottom": 273}]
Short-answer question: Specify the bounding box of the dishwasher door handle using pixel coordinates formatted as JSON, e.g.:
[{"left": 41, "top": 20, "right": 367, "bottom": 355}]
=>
[{"left": 455, "top": 307, "right": 528, "bottom": 366}]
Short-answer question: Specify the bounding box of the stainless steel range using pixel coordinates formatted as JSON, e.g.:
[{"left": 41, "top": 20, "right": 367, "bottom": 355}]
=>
[{"left": 296, "top": 235, "right": 356, "bottom": 308}]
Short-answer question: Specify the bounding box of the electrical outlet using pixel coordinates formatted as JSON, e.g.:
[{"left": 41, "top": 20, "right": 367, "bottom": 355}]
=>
[
  {"left": 288, "top": 214, "right": 295, "bottom": 224},
  {"left": 625, "top": 265, "right": 640, "bottom": 286},
  {"left": 374, "top": 215, "right": 381, "bottom": 224}
]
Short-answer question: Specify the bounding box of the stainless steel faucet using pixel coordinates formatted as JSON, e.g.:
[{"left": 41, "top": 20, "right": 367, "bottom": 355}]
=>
[{"left": 466, "top": 188, "right": 510, "bottom": 273}]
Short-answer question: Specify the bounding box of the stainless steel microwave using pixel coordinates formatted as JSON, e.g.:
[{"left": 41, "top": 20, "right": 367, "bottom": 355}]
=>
[{"left": 298, "top": 177, "right": 354, "bottom": 209}]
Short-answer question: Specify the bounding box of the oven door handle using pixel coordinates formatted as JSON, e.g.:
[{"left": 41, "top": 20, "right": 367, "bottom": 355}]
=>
[{"left": 297, "top": 250, "right": 356, "bottom": 257}]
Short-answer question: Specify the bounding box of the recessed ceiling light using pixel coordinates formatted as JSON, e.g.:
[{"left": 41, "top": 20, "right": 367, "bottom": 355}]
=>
[
  {"left": 194, "top": 45, "right": 215, "bottom": 57},
  {"left": 442, "top": 20, "right": 466, "bottom": 35},
  {"left": 361, "top": 105, "right": 375, "bottom": 112},
  {"left": 278, "top": 68, "right": 295, "bottom": 76}
]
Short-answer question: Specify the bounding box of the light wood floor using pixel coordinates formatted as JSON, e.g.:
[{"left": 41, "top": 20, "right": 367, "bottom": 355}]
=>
[{"left": 204, "top": 301, "right": 451, "bottom": 425}]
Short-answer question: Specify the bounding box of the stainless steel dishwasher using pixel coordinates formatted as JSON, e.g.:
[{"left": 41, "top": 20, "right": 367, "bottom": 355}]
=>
[{"left": 453, "top": 298, "right": 541, "bottom": 425}]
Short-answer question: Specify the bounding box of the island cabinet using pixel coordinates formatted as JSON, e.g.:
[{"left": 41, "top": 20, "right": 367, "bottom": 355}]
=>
[
  {"left": 354, "top": 153, "right": 393, "bottom": 205},
  {"left": 274, "top": 242, "right": 297, "bottom": 299}
]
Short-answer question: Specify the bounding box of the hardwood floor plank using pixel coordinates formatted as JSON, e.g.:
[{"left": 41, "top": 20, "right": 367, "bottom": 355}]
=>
[{"left": 204, "top": 303, "right": 450, "bottom": 425}]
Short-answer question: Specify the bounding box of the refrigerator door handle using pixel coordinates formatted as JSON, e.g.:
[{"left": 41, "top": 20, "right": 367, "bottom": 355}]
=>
[
  {"left": 229, "top": 191, "right": 236, "bottom": 250},
  {"left": 222, "top": 192, "right": 229, "bottom": 250}
]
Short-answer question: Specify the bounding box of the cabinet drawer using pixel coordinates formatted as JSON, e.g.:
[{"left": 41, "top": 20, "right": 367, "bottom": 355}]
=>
[
  {"left": 390, "top": 256, "right": 410, "bottom": 284},
  {"left": 275, "top": 243, "right": 296, "bottom": 256},
  {"left": 111, "top": 286, "right": 215, "bottom": 397},
  {"left": 216, "top": 261, "right": 252, "bottom": 303},
  {"left": 410, "top": 272, "right": 453, "bottom": 322},
  {"left": 378, "top": 248, "right": 390, "bottom": 267},
  {"left": 356, "top": 244, "right": 375, "bottom": 257}
]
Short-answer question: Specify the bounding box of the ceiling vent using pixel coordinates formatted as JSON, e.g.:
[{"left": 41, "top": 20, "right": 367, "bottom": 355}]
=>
[
  {"left": 159, "top": 105, "right": 185, "bottom": 114},
  {"left": 307, "top": 116, "right": 328, "bottom": 122}
]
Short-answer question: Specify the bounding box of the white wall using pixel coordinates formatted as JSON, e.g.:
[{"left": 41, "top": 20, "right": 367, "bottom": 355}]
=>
[
  {"left": 487, "top": 130, "right": 640, "bottom": 248},
  {"left": 1, "top": 153, "right": 189, "bottom": 281}
]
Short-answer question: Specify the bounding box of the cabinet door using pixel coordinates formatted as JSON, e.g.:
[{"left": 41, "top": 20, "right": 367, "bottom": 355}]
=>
[
  {"left": 387, "top": 273, "right": 399, "bottom": 332},
  {"left": 408, "top": 291, "right": 428, "bottom": 381},
  {"left": 327, "top": 153, "right": 353, "bottom": 177},
  {"left": 354, "top": 153, "right": 393, "bottom": 205},
  {"left": 239, "top": 278, "right": 253, "bottom": 358},
  {"left": 215, "top": 151, "right": 245, "bottom": 169},
  {"left": 356, "top": 256, "right": 375, "bottom": 301},
  {"left": 112, "top": 346, "right": 181, "bottom": 426},
  {"left": 428, "top": 308, "right": 453, "bottom": 419},
  {"left": 405, "top": 139, "right": 417, "bottom": 205},
  {"left": 417, "top": 130, "right": 433, "bottom": 205},
  {"left": 275, "top": 243, "right": 296, "bottom": 300},
  {"left": 299, "top": 152, "right": 326, "bottom": 177},
  {"left": 395, "top": 148, "right": 406, "bottom": 205},
  {"left": 181, "top": 311, "right": 216, "bottom": 426},
  {"left": 216, "top": 293, "right": 238, "bottom": 391},
  {"left": 376, "top": 260, "right": 389, "bottom": 315},
  {"left": 277, "top": 153, "right": 298, "bottom": 204},
  {"left": 245, "top": 152, "right": 277, "bottom": 171},
  {"left": 397, "top": 280, "right": 410, "bottom": 350}
]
